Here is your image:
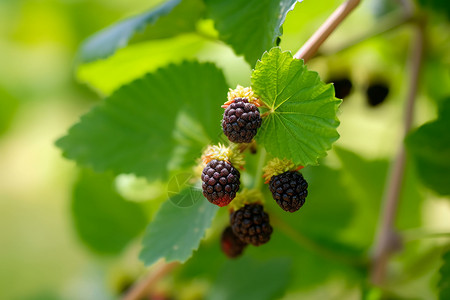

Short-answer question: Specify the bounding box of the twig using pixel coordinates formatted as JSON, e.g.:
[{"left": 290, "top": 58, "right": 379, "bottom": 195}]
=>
[
  {"left": 318, "top": 10, "right": 414, "bottom": 57},
  {"left": 370, "top": 21, "right": 425, "bottom": 286},
  {"left": 294, "top": 0, "right": 361, "bottom": 62},
  {"left": 123, "top": 261, "right": 179, "bottom": 300}
]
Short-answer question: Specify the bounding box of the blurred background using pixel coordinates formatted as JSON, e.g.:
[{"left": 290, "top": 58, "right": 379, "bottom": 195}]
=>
[{"left": 1, "top": 0, "right": 449, "bottom": 299}]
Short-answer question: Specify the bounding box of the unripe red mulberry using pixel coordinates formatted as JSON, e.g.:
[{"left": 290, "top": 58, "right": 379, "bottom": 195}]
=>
[{"left": 221, "top": 226, "right": 247, "bottom": 258}]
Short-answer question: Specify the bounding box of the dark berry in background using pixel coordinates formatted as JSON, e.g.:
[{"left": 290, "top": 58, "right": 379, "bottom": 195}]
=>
[
  {"left": 328, "top": 77, "right": 353, "bottom": 99},
  {"left": 222, "top": 97, "right": 262, "bottom": 143},
  {"left": 269, "top": 171, "right": 308, "bottom": 212},
  {"left": 221, "top": 226, "right": 247, "bottom": 258},
  {"left": 202, "top": 159, "right": 240, "bottom": 207},
  {"left": 230, "top": 203, "right": 272, "bottom": 246},
  {"left": 366, "top": 82, "right": 389, "bottom": 107}
]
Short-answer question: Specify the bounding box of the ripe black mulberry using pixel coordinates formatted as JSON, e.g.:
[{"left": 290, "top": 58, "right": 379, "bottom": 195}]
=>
[
  {"left": 230, "top": 203, "right": 272, "bottom": 246},
  {"left": 201, "top": 159, "right": 240, "bottom": 207},
  {"left": 222, "top": 97, "right": 262, "bottom": 143},
  {"left": 269, "top": 171, "right": 308, "bottom": 212}
]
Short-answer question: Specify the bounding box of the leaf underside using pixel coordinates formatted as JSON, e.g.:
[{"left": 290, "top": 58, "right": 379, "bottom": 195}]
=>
[
  {"left": 140, "top": 195, "right": 219, "bottom": 265},
  {"left": 205, "top": 0, "right": 300, "bottom": 66}
]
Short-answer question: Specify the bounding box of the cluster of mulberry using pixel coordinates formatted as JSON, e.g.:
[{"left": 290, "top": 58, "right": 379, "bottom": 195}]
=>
[{"left": 197, "top": 86, "right": 309, "bottom": 259}]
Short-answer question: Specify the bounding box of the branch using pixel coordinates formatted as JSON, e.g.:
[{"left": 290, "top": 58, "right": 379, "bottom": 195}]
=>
[
  {"left": 123, "top": 261, "right": 179, "bottom": 300},
  {"left": 370, "top": 21, "right": 425, "bottom": 286},
  {"left": 294, "top": 0, "right": 361, "bottom": 62},
  {"left": 318, "top": 10, "right": 415, "bottom": 57}
]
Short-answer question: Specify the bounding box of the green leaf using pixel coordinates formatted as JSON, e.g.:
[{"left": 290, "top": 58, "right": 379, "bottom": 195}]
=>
[
  {"left": 139, "top": 196, "right": 219, "bottom": 265},
  {"left": 0, "top": 86, "right": 19, "bottom": 136},
  {"left": 72, "top": 169, "right": 148, "bottom": 254},
  {"left": 418, "top": 0, "right": 450, "bottom": 19},
  {"left": 334, "top": 147, "right": 423, "bottom": 248},
  {"left": 252, "top": 48, "right": 341, "bottom": 166},
  {"left": 405, "top": 98, "right": 450, "bottom": 196},
  {"left": 438, "top": 250, "right": 450, "bottom": 300},
  {"left": 205, "top": 0, "right": 300, "bottom": 66},
  {"left": 281, "top": 165, "right": 355, "bottom": 240},
  {"left": 56, "top": 61, "right": 228, "bottom": 181},
  {"left": 79, "top": 0, "right": 204, "bottom": 63},
  {"left": 77, "top": 34, "right": 206, "bottom": 95},
  {"left": 207, "top": 257, "right": 291, "bottom": 300}
]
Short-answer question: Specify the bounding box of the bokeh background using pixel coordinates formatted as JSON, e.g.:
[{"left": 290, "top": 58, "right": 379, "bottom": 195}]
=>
[{"left": 1, "top": 0, "right": 449, "bottom": 299}]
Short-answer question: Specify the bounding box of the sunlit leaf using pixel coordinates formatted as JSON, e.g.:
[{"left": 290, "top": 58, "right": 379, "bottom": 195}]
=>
[
  {"left": 79, "top": 0, "right": 204, "bottom": 63},
  {"left": 252, "top": 47, "right": 341, "bottom": 166},
  {"left": 77, "top": 34, "right": 206, "bottom": 95}
]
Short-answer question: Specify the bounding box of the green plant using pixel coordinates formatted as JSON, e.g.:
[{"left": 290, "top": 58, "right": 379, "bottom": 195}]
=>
[{"left": 56, "top": 0, "right": 450, "bottom": 299}]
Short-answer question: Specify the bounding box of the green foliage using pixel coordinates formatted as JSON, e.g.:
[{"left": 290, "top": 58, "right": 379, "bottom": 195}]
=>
[
  {"left": 418, "top": 0, "right": 450, "bottom": 19},
  {"left": 285, "top": 165, "right": 355, "bottom": 241},
  {"left": 207, "top": 256, "right": 291, "bottom": 300},
  {"left": 334, "top": 147, "right": 423, "bottom": 247},
  {"left": 140, "top": 196, "right": 218, "bottom": 265},
  {"left": 252, "top": 47, "right": 340, "bottom": 166},
  {"left": 77, "top": 35, "right": 206, "bottom": 95},
  {"left": 205, "top": 0, "right": 299, "bottom": 66},
  {"left": 406, "top": 98, "right": 450, "bottom": 196},
  {"left": 0, "top": 86, "right": 19, "bottom": 136},
  {"left": 56, "top": 61, "right": 228, "bottom": 181},
  {"left": 438, "top": 249, "right": 450, "bottom": 300},
  {"left": 72, "top": 169, "right": 148, "bottom": 254},
  {"left": 79, "top": 0, "right": 204, "bottom": 63}
]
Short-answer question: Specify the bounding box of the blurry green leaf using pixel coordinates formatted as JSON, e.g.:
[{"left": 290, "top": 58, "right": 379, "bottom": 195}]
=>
[
  {"left": 133, "top": 0, "right": 205, "bottom": 41},
  {"left": 423, "top": 57, "right": 450, "bottom": 103},
  {"left": 72, "top": 169, "right": 148, "bottom": 254},
  {"left": 77, "top": 34, "right": 206, "bottom": 95},
  {"left": 418, "top": 0, "right": 450, "bottom": 19},
  {"left": 205, "top": 0, "right": 300, "bottom": 66},
  {"left": 140, "top": 197, "right": 218, "bottom": 265},
  {"left": 79, "top": 0, "right": 204, "bottom": 63},
  {"left": 438, "top": 249, "right": 450, "bottom": 300},
  {"left": 277, "top": 165, "right": 355, "bottom": 240},
  {"left": 405, "top": 98, "right": 450, "bottom": 196},
  {"left": 252, "top": 48, "right": 341, "bottom": 166},
  {"left": 335, "top": 147, "right": 423, "bottom": 248},
  {"left": 0, "top": 87, "right": 19, "bottom": 136},
  {"left": 207, "top": 256, "right": 291, "bottom": 300},
  {"left": 57, "top": 61, "right": 228, "bottom": 181}
]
